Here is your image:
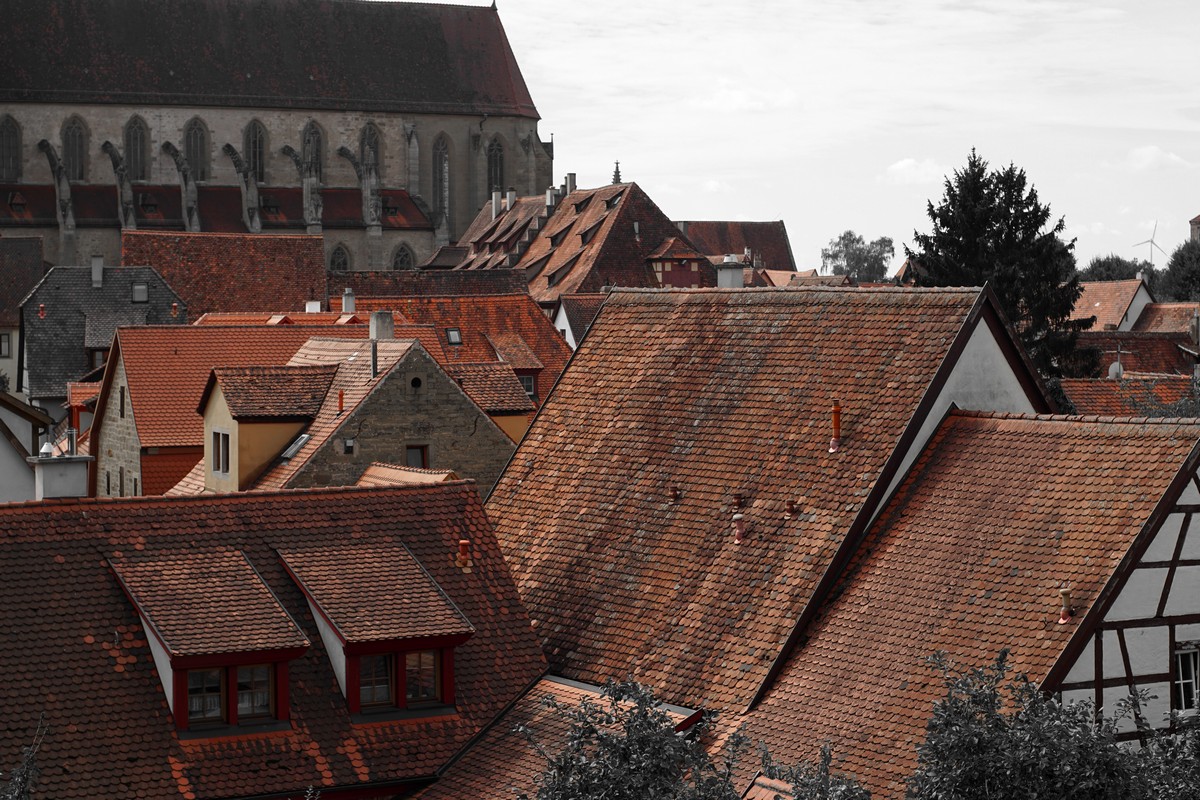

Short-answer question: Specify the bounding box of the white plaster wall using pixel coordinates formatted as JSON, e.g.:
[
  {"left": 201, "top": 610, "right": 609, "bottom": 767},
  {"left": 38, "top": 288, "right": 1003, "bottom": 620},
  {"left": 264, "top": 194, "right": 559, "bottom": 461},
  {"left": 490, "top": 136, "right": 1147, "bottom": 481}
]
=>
[
  {"left": 307, "top": 599, "right": 346, "bottom": 696},
  {"left": 1143, "top": 513, "right": 1184, "bottom": 562},
  {"left": 1106, "top": 569, "right": 1167, "bottom": 621},
  {"left": 1124, "top": 626, "right": 1170, "bottom": 675},
  {"left": 1122, "top": 285, "right": 1154, "bottom": 331},
  {"left": 1181, "top": 517, "right": 1200, "bottom": 561},
  {"left": 1178, "top": 480, "right": 1200, "bottom": 505},
  {"left": 879, "top": 318, "right": 1037, "bottom": 512},
  {"left": 1165, "top": 566, "right": 1200, "bottom": 617},
  {"left": 1103, "top": 686, "right": 1139, "bottom": 733},
  {"left": 552, "top": 305, "right": 577, "bottom": 349},
  {"left": 1061, "top": 687, "right": 1093, "bottom": 708},
  {"left": 0, "top": 443, "right": 33, "bottom": 503},
  {"left": 143, "top": 619, "right": 175, "bottom": 713},
  {"left": 1064, "top": 639, "right": 1094, "bottom": 683}
]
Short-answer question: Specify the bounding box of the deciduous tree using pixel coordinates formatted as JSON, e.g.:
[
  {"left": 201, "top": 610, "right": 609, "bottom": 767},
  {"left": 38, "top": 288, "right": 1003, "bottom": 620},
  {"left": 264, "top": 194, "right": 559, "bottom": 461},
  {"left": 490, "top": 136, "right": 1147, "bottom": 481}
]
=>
[
  {"left": 821, "top": 231, "right": 894, "bottom": 283},
  {"left": 1157, "top": 239, "right": 1200, "bottom": 302}
]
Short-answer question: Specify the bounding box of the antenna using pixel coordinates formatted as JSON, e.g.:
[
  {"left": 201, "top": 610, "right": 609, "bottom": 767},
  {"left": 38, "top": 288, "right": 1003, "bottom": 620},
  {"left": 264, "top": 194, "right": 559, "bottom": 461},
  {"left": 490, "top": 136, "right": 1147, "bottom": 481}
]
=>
[{"left": 1132, "top": 220, "right": 1169, "bottom": 265}]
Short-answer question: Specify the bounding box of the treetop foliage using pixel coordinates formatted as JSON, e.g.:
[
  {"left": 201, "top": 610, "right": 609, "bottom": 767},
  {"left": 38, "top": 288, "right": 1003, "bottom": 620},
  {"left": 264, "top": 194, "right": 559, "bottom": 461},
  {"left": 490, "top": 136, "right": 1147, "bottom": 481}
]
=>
[
  {"left": 1157, "top": 239, "right": 1200, "bottom": 302},
  {"left": 821, "top": 231, "right": 895, "bottom": 284}
]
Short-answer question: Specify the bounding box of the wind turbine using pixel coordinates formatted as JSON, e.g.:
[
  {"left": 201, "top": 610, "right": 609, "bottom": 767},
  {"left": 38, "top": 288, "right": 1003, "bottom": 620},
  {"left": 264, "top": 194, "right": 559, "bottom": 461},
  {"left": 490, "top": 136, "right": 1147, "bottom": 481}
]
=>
[{"left": 1133, "top": 221, "right": 1169, "bottom": 265}]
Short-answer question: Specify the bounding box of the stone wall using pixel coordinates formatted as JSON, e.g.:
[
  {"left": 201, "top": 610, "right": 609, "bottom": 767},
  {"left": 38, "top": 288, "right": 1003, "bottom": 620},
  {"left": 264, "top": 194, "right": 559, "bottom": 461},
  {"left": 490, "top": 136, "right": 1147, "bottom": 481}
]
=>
[
  {"left": 93, "top": 357, "right": 142, "bottom": 497},
  {"left": 289, "top": 347, "right": 515, "bottom": 497}
]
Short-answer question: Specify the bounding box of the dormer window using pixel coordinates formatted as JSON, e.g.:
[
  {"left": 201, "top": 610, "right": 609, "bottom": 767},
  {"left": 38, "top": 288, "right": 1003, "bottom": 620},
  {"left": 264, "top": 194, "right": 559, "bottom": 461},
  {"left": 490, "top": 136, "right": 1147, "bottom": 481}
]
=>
[
  {"left": 279, "top": 544, "right": 474, "bottom": 718},
  {"left": 446, "top": 328, "right": 462, "bottom": 345},
  {"left": 131, "top": 282, "right": 149, "bottom": 303},
  {"left": 108, "top": 550, "right": 310, "bottom": 734}
]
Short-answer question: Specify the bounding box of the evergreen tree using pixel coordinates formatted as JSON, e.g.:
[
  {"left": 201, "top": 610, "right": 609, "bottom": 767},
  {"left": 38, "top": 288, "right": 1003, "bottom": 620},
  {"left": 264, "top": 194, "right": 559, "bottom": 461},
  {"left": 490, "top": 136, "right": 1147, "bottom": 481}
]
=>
[{"left": 906, "top": 150, "right": 1092, "bottom": 377}]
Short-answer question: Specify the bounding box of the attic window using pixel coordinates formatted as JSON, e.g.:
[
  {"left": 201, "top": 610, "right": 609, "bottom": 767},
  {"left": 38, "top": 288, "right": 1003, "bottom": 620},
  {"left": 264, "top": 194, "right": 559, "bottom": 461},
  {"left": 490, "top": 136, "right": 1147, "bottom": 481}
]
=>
[
  {"left": 579, "top": 220, "right": 603, "bottom": 245},
  {"left": 605, "top": 190, "right": 624, "bottom": 210},
  {"left": 131, "top": 282, "right": 148, "bottom": 303},
  {"left": 573, "top": 195, "right": 592, "bottom": 214},
  {"left": 280, "top": 433, "right": 311, "bottom": 460},
  {"left": 1175, "top": 647, "right": 1200, "bottom": 711},
  {"left": 518, "top": 375, "right": 536, "bottom": 400},
  {"left": 446, "top": 328, "right": 462, "bottom": 345},
  {"left": 550, "top": 226, "right": 571, "bottom": 248}
]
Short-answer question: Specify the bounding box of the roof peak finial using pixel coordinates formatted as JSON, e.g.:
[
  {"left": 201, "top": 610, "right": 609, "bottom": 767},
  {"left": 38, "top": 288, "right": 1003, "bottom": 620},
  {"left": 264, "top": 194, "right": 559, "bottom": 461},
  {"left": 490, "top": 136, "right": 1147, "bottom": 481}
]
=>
[{"left": 612, "top": 160, "right": 622, "bottom": 184}]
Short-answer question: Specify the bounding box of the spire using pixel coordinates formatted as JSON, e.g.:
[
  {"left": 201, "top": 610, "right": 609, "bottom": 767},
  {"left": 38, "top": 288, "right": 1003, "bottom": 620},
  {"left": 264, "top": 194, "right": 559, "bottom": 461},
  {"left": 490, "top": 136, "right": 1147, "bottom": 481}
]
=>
[{"left": 612, "top": 160, "right": 622, "bottom": 184}]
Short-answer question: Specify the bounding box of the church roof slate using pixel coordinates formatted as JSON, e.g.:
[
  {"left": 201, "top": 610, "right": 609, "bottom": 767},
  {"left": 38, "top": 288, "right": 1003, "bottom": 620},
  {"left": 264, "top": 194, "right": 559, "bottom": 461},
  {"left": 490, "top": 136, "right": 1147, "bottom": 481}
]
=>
[{"left": 0, "top": 0, "right": 539, "bottom": 118}]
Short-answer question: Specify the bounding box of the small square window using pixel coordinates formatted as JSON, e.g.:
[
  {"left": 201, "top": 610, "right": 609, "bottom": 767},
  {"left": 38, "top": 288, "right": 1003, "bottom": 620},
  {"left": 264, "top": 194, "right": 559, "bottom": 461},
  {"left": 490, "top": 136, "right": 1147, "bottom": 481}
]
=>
[
  {"left": 446, "top": 328, "right": 462, "bottom": 345},
  {"left": 188, "top": 668, "right": 224, "bottom": 725},
  {"left": 518, "top": 375, "right": 536, "bottom": 400},
  {"left": 342, "top": 437, "right": 356, "bottom": 455},
  {"left": 131, "top": 282, "right": 148, "bottom": 303},
  {"left": 1175, "top": 648, "right": 1199, "bottom": 711},
  {"left": 360, "top": 654, "right": 393, "bottom": 708},
  {"left": 405, "top": 445, "right": 428, "bottom": 469},
  {"left": 0, "top": 332, "right": 9, "bottom": 358}
]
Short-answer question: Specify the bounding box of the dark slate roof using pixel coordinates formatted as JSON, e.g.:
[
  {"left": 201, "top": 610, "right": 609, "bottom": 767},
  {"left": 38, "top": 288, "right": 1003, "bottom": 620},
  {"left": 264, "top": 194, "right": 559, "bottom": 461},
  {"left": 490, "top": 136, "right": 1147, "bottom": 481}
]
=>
[
  {"left": 332, "top": 268, "right": 530, "bottom": 299},
  {"left": 0, "top": 237, "right": 45, "bottom": 328},
  {"left": 0, "top": 0, "right": 539, "bottom": 118},
  {"left": 21, "top": 266, "right": 185, "bottom": 400}
]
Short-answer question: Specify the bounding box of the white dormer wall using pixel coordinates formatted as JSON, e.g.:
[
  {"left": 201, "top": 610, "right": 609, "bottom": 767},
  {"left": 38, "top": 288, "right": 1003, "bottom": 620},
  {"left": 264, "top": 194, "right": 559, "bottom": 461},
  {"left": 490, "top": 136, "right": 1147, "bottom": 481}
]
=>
[
  {"left": 1121, "top": 283, "right": 1155, "bottom": 331},
  {"left": 552, "top": 304, "right": 578, "bottom": 349},
  {"left": 305, "top": 598, "right": 348, "bottom": 696},
  {"left": 1057, "top": 468, "right": 1200, "bottom": 733},
  {"left": 141, "top": 614, "right": 176, "bottom": 713}
]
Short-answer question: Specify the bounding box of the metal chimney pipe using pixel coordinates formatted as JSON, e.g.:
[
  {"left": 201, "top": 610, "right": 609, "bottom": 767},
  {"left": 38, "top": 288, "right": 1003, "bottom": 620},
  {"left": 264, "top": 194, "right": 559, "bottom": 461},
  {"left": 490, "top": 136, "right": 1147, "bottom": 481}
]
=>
[
  {"left": 566, "top": 172, "right": 577, "bottom": 194},
  {"left": 506, "top": 188, "right": 517, "bottom": 210},
  {"left": 342, "top": 287, "right": 355, "bottom": 313},
  {"left": 492, "top": 190, "right": 502, "bottom": 219}
]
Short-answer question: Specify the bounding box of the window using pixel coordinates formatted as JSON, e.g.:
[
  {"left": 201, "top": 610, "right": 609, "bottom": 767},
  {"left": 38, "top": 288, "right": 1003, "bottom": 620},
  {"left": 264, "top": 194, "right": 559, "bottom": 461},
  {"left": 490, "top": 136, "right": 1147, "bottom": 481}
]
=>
[
  {"left": 518, "top": 375, "right": 536, "bottom": 400},
  {"left": 119, "top": 466, "right": 125, "bottom": 497},
  {"left": 119, "top": 386, "right": 125, "bottom": 417},
  {"left": 133, "top": 478, "right": 139, "bottom": 497},
  {"left": 486, "top": 137, "right": 503, "bottom": 194},
  {"left": 124, "top": 117, "right": 149, "bottom": 181},
  {"left": 62, "top": 117, "right": 87, "bottom": 181},
  {"left": 213, "top": 431, "right": 230, "bottom": 474},
  {"left": 359, "top": 654, "right": 393, "bottom": 708},
  {"left": 341, "top": 437, "right": 356, "bottom": 455},
  {"left": 131, "top": 282, "right": 148, "bottom": 303},
  {"left": 405, "top": 445, "right": 428, "bottom": 469},
  {"left": 184, "top": 118, "right": 209, "bottom": 181},
  {"left": 244, "top": 121, "right": 267, "bottom": 184},
  {"left": 329, "top": 244, "right": 350, "bottom": 271},
  {"left": 0, "top": 116, "right": 19, "bottom": 181},
  {"left": 105, "top": 471, "right": 111, "bottom": 494},
  {"left": 445, "top": 328, "right": 462, "bottom": 345},
  {"left": 1176, "top": 648, "right": 1200, "bottom": 711},
  {"left": 237, "top": 665, "right": 273, "bottom": 720},
  {"left": 392, "top": 244, "right": 414, "bottom": 271},
  {"left": 90, "top": 349, "right": 107, "bottom": 370},
  {"left": 188, "top": 668, "right": 225, "bottom": 725},
  {"left": 302, "top": 121, "right": 323, "bottom": 183},
  {"left": 406, "top": 650, "right": 440, "bottom": 705},
  {"left": 0, "top": 332, "right": 9, "bottom": 359},
  {"left": 432, "top": 135, "right": 450, "bottom": 222},
  {"left": 361, "top": 123, "right": 381, "bottom": 176}
]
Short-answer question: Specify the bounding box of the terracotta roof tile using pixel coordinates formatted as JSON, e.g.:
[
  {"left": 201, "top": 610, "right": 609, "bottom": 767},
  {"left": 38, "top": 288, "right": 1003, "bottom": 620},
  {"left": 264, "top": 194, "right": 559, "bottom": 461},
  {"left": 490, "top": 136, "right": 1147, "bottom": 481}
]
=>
[
  {"left": 141, "top": 448, "right": 206, "bottom": 495},
  {"left": 279, "top": 544, "right": 474, "bottom": 643},
  {"left": 557, "top": 293, "right": 606, "bottom": 340},
  {"left": 121, "top": 232, "right": 326, "bottom": 322},
  {"left": 675, "top": 221, "right": 797, "bottom": 271},
  {"left": 1071, "top": 279, "right": 1146, "bottom": 329},
  {"left": 207, "top": 365, "right": 339, "bottom": 420},
  {"left": 109, "top": 550, "right": 309, "bottom": 657},
  {"left": 356, "top": 463, "right": 460, "bottom": 487},
  {"left": 1076, "top": 330, "right": 1195, "bottom": 375},
  {"left": 1060, "top": 374, "right": 1195, "bottom": 415},
  {"left": 0, "top": 484, "right": 545, "bottom": 799},
  {"left": 743, "top": 412, "right": 1200, "bottom": 798},
  {"left": 1132, "top": 302, "right": 1200, "bottom": 333},
  {"left": 194, "top": 311, "right": 379, "bottom": 326},
  {"left": 66, "top": 381, "right": 100, "bottom": 408},
  {"left": 448, "top": 363, "right": 536, "bottom": 413},
  {"left": 487, "top": 287, "right": 986, "bottom": 712}
]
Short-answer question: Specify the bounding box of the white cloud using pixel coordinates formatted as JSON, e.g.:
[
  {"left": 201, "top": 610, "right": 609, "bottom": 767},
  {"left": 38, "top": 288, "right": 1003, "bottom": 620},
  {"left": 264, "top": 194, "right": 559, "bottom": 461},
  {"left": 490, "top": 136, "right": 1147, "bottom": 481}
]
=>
[
  {"left": 1114, "top": 145, "right": 1195, "bottom": 172},
  {"left": 880, "top": 158, "right": 950, "bottom": 186}
]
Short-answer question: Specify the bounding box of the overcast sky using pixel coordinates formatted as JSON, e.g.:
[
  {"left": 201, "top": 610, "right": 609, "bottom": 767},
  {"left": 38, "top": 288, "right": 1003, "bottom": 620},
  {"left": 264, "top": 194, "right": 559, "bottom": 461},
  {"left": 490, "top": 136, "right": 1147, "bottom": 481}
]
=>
[{"left": 468, "top": 0, "right": 1197, "bottom": 274}]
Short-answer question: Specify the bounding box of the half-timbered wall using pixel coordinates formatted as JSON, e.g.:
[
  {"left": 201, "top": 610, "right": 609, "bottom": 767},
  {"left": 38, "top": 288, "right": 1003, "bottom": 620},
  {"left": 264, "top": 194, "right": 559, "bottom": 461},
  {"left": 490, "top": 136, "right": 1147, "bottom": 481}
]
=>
[{"left": 1057, "top": 468, "right": 1200, "bottom": 734}]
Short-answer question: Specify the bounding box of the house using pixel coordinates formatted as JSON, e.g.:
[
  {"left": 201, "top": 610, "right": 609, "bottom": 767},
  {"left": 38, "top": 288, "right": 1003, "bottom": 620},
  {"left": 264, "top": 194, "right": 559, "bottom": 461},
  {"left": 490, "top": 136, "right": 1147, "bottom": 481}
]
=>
[
  {"left": 120, "top": 231, "right": 327, "bottom": 321},
  {"left": 173, "top": 324, "right": 518, "bottom": 497},
  {"left": 18, "top": 260, "right": 185, "bottom": 421},
  {"left": 89, "top": 325, "right": 372, "bottom": 496},
  {"left": 0, "top": 390, "right": 53, "bottom": 502},
  {"left": 1076, "top": 330, "right": 1197, "bottom": 377},
  {"left": 0, "top": 237, "right": 46, "bottom": 396},
  {"left": 0, "top": 483, "right": 546, "bottom": 798},
  {"left": 1133, "top": 302, "right": 1200, "bottom": 334},
  {"left": 551, "top": 293, "right": 606, "bottom": 349},
  {"left": 331, "top": 292, "right": 573, "bottom": 416},
  {"left": 1070, "top": 278, "right": 1154, "bottom": 331},
  {"left": 739, "top": 412, "right": 1200, "bottom": 797},
  {"left": 672, "top": 220, "right": 797, "bottom": 271},
  {"left": 1061, "top": 373, "right": 1195, "bottom": 415},
  {"left": 0, "top": 0, "right": 551, "bottom": 265}
]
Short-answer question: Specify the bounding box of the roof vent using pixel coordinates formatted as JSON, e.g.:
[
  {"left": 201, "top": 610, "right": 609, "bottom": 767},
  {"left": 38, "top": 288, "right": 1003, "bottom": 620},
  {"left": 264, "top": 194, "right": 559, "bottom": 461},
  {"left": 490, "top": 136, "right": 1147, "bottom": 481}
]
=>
[
  {"left": 784, "top": 499, "right": 795, "bottom": 519},
  {"left": 732, "top": 513, "right": 746, "bottom": 544},
  {"left": 1058, "top": 588, "right": 1075, "bottom": 624},
  {"left": 342, "top": 287, "right": 355, "bottom": 313},
  {"left": 828, "top": 400, "right": 842, "bottom": 453},
  {"left": 280, "top": 433, "right": 311, "bottom": 460},
  {"left": 455, "top": 539, "right": 474, "bottom": 573}
]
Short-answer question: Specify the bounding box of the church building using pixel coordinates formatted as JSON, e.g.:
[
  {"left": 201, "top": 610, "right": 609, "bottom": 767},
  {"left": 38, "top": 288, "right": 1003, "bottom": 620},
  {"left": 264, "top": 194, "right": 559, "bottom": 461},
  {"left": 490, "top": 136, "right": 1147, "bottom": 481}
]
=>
[{"left": 0, "top": 0, "right": 553, "bottom": 270}]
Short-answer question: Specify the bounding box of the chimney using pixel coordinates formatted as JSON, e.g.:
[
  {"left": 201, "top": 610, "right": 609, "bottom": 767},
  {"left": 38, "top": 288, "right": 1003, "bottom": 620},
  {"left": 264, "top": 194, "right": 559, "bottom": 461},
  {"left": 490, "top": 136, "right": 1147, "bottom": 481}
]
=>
[
  {"left": 565, "top": 172, "right": 577, "bottom": 195},
  {"left": 305, "top": 300, "right": 321, "bottom": 313},
  {"left": 28, "top": 446, "right": 93, "bottom": 501},
  {"left": 732, "top": 513, "right": 746, "bottom": 544},
  {"left": 369, "top": 310, "right": 394, "bottom": 341},
  {"left": 828, "top": 400, "right": 842, "bottom": 453},
  {"left": 66, "top": 427, "right": 77, "bottom": 456},
  {"left": 716, "top": 254, "right": 743, "bottom": 289},
  {"left": 342, "top": 287, "right": 355, "bottom": 313},
  {"left": 1057, "top": 588, "right": 1074, "bottom": 624},
  {"left": 506, "top": 188, "right": 517, "bottom": 210},
  {"left": 492, "top": 190, "right": 502, "bottom": 219},
  {"left": 90, "top": 254, "right": 104, "bottom": 288},
  {"left": 546, "top": 187, "right": 557, "bottom": 213},
  {"left": 676, "top": 220, "right": 689, "bottom": 237},
  {"left": 455, "top": 539, "right": 474, "bottom": 572}
]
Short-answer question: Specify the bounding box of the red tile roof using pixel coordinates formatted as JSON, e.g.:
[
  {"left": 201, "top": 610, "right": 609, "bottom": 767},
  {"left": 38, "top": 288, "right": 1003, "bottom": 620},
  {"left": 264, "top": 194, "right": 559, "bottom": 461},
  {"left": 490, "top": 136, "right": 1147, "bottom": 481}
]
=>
[
  {"left": 357, "top": 463, "right": 460, "bottom": 487},
  {"left": 65, "top": 381, "right": 100, "bottom": 408},
  {"left": 280, "top": 544, "right": 474, "bottom": 643},
  {"left": 203, "top": 365, "right": 339, "bottom": 420},
  {"left": 647, "top": 236, "right": 707, "bottom": 261},
  {"left": 457, "top": 196, "right": 552, "bottom": 270},
  {"left": 121, "top": 231, "right": 327, "bottom": 321},
  {"left": 557, "top": 293, "right": 607, "bottom": 340},
  {"left": 743, "top": 411, "right": 1200, "bottom": 798},
  {"left": 109, "top": 550, "right": 309, "bottom": 657},
  {"left": 674, "top": 221, "right": 797, "bottom": 271},
  {"left": 141, "top": 447, "right": 205, "bottom": 496},
  {"left": 486, "top": 287, "right": 1003, "bottom": 712},
  {"left": 334, "top": 269, "right": 531, "bottom": 298},
  {"left": 1132, "top": 302, "right": 1200, "bottom": 333},
  {"left": 1071, "top": 279, "right": 1146, "bottom": 329},
  {"left": 448, "top": 363, "right": 537, "bottom": 413},
  {"left": 1076, "top": 330, "right": 1196, "bottom": 375},
  {"left": 194, "top": 311, "right": 375, "bottom": 325},
  {"left": 1060, "top": 374, "right": 1194, "bottom": 415},
  {"left": 0, "top": 484, "right": 545, "bottom": 799}
]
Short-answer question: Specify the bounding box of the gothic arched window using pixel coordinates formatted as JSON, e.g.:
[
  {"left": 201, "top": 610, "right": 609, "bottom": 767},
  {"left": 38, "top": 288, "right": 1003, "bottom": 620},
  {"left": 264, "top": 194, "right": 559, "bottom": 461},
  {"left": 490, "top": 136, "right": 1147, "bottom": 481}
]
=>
[
  {"left": 392, "top": 244, "right": 415, "bottom": 271},
  {"left": 362, "top": 123, "right": 382, "bottom": 177},
  {"left": 330, "top": 244, "right": 350, "bottom": 271},
  {"left": 302, "top": 121, "right": 323, "bottom": 184},
  {"left": 432, "top": 135, "right": 450, "bottom": 222},
  {"left": 487, "top": 137, "right": 504, "bottom": 194},
  {"left": 124, "top": 117, "right": 149, "bottom": 181},
  {"left": 244, "top": 121, "right": 267, "bottom": 184},
  {"left": 62, "top": 117, "right": 87, "bottom": 181},
  {"left": 184, "top": 118, "right": 209, "bottom": 181},
  {"left": 0, "top": 116, "right": 20, "bottom": 181}
]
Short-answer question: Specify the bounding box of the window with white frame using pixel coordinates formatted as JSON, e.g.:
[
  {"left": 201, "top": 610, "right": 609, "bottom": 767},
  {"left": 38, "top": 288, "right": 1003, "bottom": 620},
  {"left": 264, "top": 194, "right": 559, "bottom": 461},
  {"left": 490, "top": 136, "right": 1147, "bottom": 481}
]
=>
[
  {"left": 0, "top": 332, "right": 9, "bottom": 359},
  {"left": 1176, "top": 647, "right": 1200, "bottom": 711},
  {"left": 212, "top": 431, "right": 231, "bottom": 474}
]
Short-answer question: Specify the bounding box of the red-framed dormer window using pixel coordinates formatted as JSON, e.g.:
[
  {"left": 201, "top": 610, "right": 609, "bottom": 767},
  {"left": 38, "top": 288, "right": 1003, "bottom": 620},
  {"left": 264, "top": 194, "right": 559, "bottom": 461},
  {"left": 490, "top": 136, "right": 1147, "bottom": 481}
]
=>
[
  {"left": 344, "top": 644, "right": 459, "bottom": 715},
  {"left": 174, "top": 658, "right": 294, "bottom": 731}
]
